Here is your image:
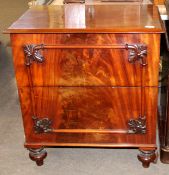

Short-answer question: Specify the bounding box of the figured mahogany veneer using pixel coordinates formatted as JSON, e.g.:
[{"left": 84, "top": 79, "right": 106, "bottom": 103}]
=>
[
  {"left": 11, "top": 33, "right": 160, "bottom": 87},
  {"left": 7, "top": 4, "right": 164, "bottom": 167},
  {"left": 18, "top": 87, "right": 157, "bottom": 145}
]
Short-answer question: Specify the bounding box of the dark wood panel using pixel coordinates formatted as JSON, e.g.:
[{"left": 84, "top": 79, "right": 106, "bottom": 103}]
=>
[
  {"left": 11, "top": 34, "right": 160, "bottom": 87},
  {"left": 33, "top": 87, "right": 141, "bottom": 130},
  {"left": 18, "top": 87, "right": 157, "bottom": 146},
  {"left": 6, "top": 5, "right": 164, "bottom": 33},
  {"left": 30, "top": 48, "right": 142, "bottom": 86}
]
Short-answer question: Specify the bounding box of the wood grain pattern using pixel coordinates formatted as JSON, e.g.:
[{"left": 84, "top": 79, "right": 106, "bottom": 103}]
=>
[
  {"left": 33, "top": 87, "right": 142, "bottom": 130},
  {"left": 18, "top": 87, "right": 157, "bottom": 146},
  {"left": 11, "top": 33, "right": 160, "bottom": 87},
  {"left": 8, "top": 4, "right": 163, "bottom": 166},
  {"left": 6, "top": 5, "right": 164, "bottom": 34}
]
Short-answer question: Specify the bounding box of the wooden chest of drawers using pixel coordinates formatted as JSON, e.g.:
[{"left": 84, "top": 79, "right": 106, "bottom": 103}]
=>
[{"left": 7, "top": 4, "right": 164, "bottom": 168}]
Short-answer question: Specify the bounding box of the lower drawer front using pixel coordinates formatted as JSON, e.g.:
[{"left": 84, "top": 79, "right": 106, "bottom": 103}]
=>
[{"left": 18, "top": 87, "right": 157, "bottom": 146}]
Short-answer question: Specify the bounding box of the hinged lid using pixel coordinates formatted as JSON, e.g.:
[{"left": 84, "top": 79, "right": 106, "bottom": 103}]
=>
[{"left": 6, "top": 4, "right": 164, "bottom": 33}]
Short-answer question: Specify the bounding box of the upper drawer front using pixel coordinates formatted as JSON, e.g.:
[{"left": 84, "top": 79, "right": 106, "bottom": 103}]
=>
[{"left": 11, "top": 33, "right": 160, "bottom": 87}]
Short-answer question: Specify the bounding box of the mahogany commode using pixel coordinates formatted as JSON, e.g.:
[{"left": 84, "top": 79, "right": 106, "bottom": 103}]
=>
[{"left": 6, "top": 4, "right": 164, "bottom": 167}]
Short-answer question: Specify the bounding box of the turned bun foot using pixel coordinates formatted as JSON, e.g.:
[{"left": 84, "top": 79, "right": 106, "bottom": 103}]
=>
[
  {"left": 137, "top": 149, "right": 157, "bottom": 168},
  {"left": 28, "top": 148, "right": 47, "bottom": 166}
]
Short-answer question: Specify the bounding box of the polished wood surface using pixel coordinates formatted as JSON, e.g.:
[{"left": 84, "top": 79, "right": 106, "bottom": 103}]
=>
[
  {"left": 11, "top": 33, "right": 160, "bottom": 87},
  {"left": 28, "top": 87, "right": 142, "bottom": 130},
  {"left": 8, "top": 4, "right": 163, "bottom": 167},
  {"left": 18, "top": 87, "right": 157, "bottom": 145},
  {"left": 6, "top": 5, "right": 164, "bottom": 33}
]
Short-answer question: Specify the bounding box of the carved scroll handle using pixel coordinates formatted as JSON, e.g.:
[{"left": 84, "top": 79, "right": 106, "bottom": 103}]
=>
[
  {"left": 32, "top": 116, "right": 52, "bottom": 134},
  {"left": 23, "top": 44, "right": 45, "bottom": 66},
  {"left": 126, "top": 44, "right": 147, "bottom": 66},
  {"left": 128, "top": 116, "right": 146, "bottom": 134}
]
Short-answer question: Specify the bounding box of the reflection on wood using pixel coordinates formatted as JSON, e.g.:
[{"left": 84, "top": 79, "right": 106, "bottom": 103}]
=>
[
  {"left": 64, "top": 4, "right": 86, "bottom": 28},
  {"left": 18, "top": 87, "right": 157, "bottom": 145},
  {"left": 32, "top": 87, "right": 141, "bottom": 130},
  {"left": 11, "top": 33, "right": 160, "bottom": 87},
  {"left": 30, "top": 48, "right": 143, "bottom": 86},
  {"left": 7, "top": 5, "right": 163, "bottom": 33}
]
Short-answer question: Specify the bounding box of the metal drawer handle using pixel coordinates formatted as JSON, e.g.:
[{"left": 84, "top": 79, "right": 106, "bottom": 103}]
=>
[{"left": 23, "top": 43, "right": 147, "bottom": 66}]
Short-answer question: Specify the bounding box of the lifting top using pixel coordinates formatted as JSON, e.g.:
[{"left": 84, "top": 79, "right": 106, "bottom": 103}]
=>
[{"left": 6, "top": 4, "right": 164, "bottom": 33}]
